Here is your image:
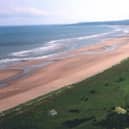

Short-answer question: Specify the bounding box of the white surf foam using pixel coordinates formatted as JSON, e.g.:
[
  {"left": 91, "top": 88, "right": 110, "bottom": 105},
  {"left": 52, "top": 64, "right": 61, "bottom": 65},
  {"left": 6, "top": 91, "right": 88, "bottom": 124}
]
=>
[
  {"left": 11, "top": 42, "right": 64, "bottom": 57},
  {"left": 0, "top": 54, "right": 55, "bottom": 64}
]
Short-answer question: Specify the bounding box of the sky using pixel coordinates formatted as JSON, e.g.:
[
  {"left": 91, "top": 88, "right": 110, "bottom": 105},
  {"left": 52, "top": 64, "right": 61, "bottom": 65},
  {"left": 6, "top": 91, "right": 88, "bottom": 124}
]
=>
[{"left": 0, "top": 0, "right": 129, "bottom": 26}]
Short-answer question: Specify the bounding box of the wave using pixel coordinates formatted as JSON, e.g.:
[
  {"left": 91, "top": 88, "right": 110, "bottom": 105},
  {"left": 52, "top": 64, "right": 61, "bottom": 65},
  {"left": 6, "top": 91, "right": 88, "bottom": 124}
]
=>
[
  {"left": 0, "top": 54, "right": 57, "bottom": 64},
  {"left": 10, "top": 32, "right": 113, "bottom": 58},
  {"left": 11, "top": 42, "right": 64, "bottom": 57},
  {"left": 109, "top": 25, "right": 129, "bottom": 34},
  {"left": 77, "top": 31, "right": 115, "bottom": 40},
  {"left": 1, "top": 26, "right": 128, "bottom": 65}
]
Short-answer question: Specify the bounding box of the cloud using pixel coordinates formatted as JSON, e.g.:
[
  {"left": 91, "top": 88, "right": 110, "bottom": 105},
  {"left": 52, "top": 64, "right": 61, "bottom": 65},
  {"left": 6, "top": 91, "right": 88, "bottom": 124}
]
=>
[
  {"left": 14, "top": 7, "right": 48, "bottom": 16},
  {"left": 0, "top": 7, "right": 49, "bottom": 17}
]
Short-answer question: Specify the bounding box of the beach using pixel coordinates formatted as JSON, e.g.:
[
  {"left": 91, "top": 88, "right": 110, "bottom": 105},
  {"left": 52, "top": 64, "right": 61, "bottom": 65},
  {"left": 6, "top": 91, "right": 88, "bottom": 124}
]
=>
[{"left": 0, "top": 36, "right": 129, "bottom": 112}]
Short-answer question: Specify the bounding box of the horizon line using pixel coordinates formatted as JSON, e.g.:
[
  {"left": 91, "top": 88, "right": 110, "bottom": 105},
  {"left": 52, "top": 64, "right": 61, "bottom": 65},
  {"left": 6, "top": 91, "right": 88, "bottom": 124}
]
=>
[{"left": 0, "top": 19, "right": 128, "bottom": 27}]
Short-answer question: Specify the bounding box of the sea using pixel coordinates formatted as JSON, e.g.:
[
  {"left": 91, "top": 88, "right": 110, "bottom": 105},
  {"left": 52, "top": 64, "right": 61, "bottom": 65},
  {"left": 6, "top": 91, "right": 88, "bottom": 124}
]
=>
[{"left": 0, "top": 24, "right": 129, "bottom": 67}]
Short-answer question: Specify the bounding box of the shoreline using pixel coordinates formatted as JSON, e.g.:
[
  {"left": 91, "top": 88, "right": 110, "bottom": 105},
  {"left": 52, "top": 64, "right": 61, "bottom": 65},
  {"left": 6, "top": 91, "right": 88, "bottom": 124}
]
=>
[{"left": 0, "top": 36, "right": 129, "bottom": 112}]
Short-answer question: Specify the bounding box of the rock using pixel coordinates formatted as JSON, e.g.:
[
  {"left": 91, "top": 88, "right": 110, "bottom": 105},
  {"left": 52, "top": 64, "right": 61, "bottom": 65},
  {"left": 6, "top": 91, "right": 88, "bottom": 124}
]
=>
[
  {"left": 48, "top": 109, "right": 58, "bottom": 116},
  {"left": 114, "top": 106, "right": 127, "bottom": 114}
]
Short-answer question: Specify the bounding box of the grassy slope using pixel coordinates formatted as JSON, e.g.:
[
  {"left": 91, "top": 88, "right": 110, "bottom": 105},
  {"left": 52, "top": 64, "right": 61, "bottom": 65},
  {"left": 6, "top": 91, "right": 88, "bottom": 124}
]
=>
[{"left": 1, "top": 59, "right": 129, "bottom": 129}]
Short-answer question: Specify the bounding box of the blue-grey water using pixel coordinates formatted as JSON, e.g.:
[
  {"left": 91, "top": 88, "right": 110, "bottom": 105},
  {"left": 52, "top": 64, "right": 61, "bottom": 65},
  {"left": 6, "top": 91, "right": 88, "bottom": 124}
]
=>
[{"left": 0, "top": 24, "right": 129, "bottom": 66}]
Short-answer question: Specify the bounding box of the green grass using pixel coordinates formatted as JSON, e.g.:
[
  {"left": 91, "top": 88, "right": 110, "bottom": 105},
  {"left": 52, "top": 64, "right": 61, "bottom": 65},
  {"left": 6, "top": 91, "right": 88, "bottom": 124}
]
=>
[{"left": 1, "top": 59, "right": 129, "bottom": 129}]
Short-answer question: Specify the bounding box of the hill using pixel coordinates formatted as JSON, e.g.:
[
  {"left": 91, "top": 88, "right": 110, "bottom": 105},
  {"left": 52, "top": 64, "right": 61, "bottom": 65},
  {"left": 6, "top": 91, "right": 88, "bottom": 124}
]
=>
[{"left": 77, "top": 19, "right": 129, "bottom": 25}]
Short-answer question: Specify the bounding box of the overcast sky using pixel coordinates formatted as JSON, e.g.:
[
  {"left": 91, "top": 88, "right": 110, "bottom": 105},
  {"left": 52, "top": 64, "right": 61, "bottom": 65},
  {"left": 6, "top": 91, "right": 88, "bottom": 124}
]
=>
[{"left": 0, "top": 0, "right": 129, "bottom": 25}]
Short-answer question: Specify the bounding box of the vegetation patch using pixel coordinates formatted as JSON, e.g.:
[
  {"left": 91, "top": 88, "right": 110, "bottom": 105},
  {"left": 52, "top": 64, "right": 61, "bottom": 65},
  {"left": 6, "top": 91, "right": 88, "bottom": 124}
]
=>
[
  {"left": 1, "top": 59, "right": 129, "bottom": 129},
  {"left": 62, "top": 116, "right": 95, "bottom": 128},
  {"left": 97, "top": 112, "right": 129, "bottom": 129},
  {"left": 68, "top": 109, "right": 80, "bottom": 113}
]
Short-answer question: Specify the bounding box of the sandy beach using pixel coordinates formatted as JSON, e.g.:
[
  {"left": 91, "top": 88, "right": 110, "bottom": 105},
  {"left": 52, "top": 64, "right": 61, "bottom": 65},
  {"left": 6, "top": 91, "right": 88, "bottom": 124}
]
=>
[{"left": 0, "top": 36, "right": 129, "bottom": 112}]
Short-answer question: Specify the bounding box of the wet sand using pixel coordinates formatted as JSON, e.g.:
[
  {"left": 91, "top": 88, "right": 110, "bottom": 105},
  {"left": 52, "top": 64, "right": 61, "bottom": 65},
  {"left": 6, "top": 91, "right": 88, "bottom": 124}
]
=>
[
  {"left": 0, "top": 36, "right": 129, "bottom": 112},
  {"left": 0, "top": 69, "right": 22, "bottom": 81}
]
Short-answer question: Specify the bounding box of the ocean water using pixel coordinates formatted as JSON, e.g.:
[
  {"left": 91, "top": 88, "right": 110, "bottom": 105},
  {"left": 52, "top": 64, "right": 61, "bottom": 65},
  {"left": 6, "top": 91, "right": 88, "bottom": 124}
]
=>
[{"left": 0, "top": 24, "right": 129, "bottom": 66}]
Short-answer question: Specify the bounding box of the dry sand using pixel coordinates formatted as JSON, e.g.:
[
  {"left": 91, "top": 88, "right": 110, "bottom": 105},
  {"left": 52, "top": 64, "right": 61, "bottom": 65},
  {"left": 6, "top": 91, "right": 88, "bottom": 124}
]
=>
[{"left": 0, "top": 36, "right": 129, "bottom": 112}]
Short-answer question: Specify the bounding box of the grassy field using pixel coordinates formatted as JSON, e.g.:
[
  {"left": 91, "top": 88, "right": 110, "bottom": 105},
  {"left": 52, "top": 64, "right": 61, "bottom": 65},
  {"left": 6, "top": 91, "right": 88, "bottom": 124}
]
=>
[{"left": 1, "top": 59, "right": 129, "bottom": 129}]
